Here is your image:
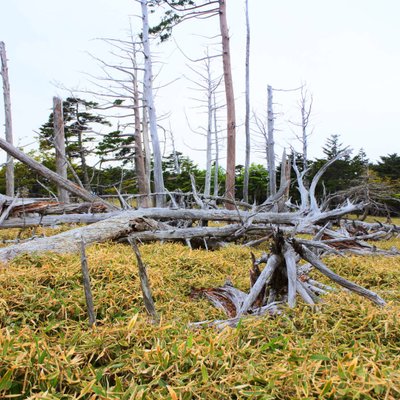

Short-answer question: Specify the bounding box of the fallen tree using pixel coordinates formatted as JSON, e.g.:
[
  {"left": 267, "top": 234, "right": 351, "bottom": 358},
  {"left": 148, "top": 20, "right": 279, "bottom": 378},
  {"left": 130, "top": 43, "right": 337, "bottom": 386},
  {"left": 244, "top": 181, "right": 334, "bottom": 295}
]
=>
[
  {"left": 0, "top": 138, "right": 117, "bottom": 210},
  {"left": 190, "top": 231, "right": 387, "bottom": 329},
  {"left": 0, "top": 202, "right": 367, "bottom": 263}
]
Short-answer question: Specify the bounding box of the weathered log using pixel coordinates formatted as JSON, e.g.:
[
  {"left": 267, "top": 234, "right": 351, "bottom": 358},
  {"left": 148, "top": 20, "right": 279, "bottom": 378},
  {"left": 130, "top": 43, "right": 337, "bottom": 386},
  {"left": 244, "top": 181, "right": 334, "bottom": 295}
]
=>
[
  {"left": 0, "top": 213, "right": 120, "bottom": 228},
  {"left": 0, "top": 137, "right": 117, "bottom": 210},
  {"left": 293, "top": 241, "right": 386, "bottom": 306},
  {"left": 238, "top": 254, "right": 280, "bottom": 316},
  {"left": 0, "top": 212, "right": 163, "bottom": 264}
]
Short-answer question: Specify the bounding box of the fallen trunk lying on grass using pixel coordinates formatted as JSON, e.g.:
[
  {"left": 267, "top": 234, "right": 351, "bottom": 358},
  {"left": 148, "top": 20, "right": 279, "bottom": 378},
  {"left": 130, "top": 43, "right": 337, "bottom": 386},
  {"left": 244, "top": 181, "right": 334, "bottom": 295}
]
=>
[
  {"left": 0, "top": 202, "right": 369, "bottom": 263},
  {"left": 190, "top": 231, "right": 387, "bottom": 329}
]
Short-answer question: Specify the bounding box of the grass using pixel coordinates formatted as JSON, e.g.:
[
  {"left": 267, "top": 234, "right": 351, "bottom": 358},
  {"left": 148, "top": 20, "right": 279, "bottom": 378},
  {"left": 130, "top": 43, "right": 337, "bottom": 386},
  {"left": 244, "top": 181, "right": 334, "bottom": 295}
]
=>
[{"left": 0, "top": 231, "right": 399, "bottom": 399}]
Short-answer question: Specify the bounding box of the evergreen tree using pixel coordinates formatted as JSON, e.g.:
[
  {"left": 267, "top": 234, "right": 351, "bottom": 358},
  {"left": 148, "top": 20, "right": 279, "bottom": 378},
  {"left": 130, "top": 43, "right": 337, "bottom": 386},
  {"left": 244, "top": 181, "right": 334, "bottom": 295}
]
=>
[{"left": 39, "top": 97, "right": 111, "bottom": 189}]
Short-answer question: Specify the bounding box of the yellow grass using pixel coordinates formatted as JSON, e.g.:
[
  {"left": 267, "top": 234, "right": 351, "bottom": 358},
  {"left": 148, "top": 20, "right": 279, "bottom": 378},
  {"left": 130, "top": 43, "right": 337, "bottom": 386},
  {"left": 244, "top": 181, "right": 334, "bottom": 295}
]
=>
[{"left": 0, "top": 233, "right": 399, "bottom": 399}]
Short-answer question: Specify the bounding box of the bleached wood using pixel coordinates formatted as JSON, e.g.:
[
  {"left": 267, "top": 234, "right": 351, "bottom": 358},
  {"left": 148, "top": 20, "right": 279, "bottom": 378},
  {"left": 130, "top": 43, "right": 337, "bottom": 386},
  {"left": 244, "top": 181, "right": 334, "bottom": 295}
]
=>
[
  {"left": 267, "top": 85, "right": 276, "bottom": 196},
  {"left": 53, "top": 97, "right": 69, "bottom": 203},
  {"left": 0, "top": 41, "right": 14, "bottom": 196},
  {"left": 296, "top": 243, "right": 386, "bottom": 306},
  {"left": 141, "top": 0, "right": 165, "bottom": 207},
  {"left": 283, "top": 242, "right": 297, "bottom": 307},
  {"left": 243, "top": 0, "right": 251, "bottom": 203},
  {"left": 0, "top": 137, "right": 117, "bottom": 210},
  {"left": 238, "top": 254, "right": 280, "bottom": 316}
]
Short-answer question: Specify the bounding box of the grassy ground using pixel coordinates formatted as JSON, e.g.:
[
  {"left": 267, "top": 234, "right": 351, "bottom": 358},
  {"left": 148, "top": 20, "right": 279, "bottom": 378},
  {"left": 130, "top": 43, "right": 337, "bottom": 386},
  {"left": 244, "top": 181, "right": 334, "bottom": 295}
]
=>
[{"left": 0, "top": 229, "right": 399, "bottom": 399}]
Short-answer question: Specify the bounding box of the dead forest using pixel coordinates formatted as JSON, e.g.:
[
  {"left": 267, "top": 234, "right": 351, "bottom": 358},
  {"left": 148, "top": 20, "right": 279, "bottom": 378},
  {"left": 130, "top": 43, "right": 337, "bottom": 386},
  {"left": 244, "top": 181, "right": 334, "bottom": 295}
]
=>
[{"left": 1, "top": 2, "right": 400, "bottom": 328}]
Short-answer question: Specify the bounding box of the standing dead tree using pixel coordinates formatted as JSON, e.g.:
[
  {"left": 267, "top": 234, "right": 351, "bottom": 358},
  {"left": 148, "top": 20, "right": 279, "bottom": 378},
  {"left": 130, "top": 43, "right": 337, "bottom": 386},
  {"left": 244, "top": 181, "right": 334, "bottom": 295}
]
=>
[
  {"left": 140, "top": 0, "right": 165, "bottom": 207},
  {"left": 0, "top": 41, "right": 14, "bottom": 197},
  {"left": 184, "top": 52, "right": 223, "bottom": 197},
  {"left": 243, "top": 0, "right": 251, "bottom": 203},
  {"left": 53, "top": 97, "right": 70, "bottom": 203},
  {"left": 151, "top": 0, "right": 236, "bottom": 208}
]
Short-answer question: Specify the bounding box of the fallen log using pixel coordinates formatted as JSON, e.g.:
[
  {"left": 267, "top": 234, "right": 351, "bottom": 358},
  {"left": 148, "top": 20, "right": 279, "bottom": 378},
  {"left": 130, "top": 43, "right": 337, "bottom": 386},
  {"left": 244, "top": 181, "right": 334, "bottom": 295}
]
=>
[
  {"left": 0, "top": 137, "right": 118, "bottom": 210},
  {"left": 190, "top": 231, "right": 387, "bottom": 328},
  {"left": 0, "top": 202, "right": 368, "bottom": 262},
  {"left": 0, "top": 212, "right": 164, "bottom": 264}
]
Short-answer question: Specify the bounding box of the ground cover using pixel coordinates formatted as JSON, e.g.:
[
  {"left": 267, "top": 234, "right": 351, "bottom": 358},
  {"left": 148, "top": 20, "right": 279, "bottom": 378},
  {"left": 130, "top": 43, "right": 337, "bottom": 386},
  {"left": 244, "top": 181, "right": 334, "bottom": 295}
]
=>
[{"left": 0, "top": 231, "right": 399, "bottom": 399}]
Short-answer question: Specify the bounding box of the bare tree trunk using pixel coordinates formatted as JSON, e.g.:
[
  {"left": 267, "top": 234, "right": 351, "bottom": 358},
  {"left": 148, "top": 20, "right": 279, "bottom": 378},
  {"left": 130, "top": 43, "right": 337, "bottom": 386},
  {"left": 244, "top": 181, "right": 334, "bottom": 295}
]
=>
[
  {"left": 205, "top": 59, "right": 213, "bottom": 197},
  {"left": 300, "top": 86, "right": 312, "bottom": 171},
  {"left": 53, "top": 97, "right": 70, "bottom": 203},
  {"left": 0, "top": 137, "right": 117, "bottom": 209},
  {"left": 267, "top": 85, "right": 276, "bottom": 196},
  {"left": 141, "top": 0, "right": 165, "bottom": 207},
  {"left": 219, "top": 0, "right": 236, "bottom": 208},
  {"left": 133, "top": 46, "right": 150, "bottom": 208},
  {"left": 0, "top": 42, "right": 14, "bottom": 196},
  {"left": 213, "top": 93, "right": 220, "bottom": 197},
  {"left": 142, "top": 103, "right": 152, "bottom": 200},
  {"left": 243, "top": 0, "right": 251, "bottom": 203}
]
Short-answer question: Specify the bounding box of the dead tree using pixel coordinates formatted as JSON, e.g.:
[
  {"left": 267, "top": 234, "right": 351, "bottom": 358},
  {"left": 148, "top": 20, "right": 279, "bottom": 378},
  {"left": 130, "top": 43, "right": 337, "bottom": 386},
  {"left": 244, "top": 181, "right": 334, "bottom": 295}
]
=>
[
  {"left": 267, "top": 85, "right": 276, "bottom": 196},
  {"left": 0, "top": 41, "right": 14, "bottom": 196},
  {"left": 140, "top": 0, "right": 165, "bottom": 207},
  {"left": 52, "top": 97, "right": 70, "bottom": 203},
  {"left": 185, "top": 53, "right": 222, "bottom": 197},
  {"left": 0, "top": 138, "right": 117, "bottom": 210},
  {"left": 243, "top": 0, "right": 251, "bottom": 203},
  {"left": 219, "top": 0, "right": 237, "bottom": 208},
  {"left": 191, "top": 230, "right": 387, "bottom": 329}
]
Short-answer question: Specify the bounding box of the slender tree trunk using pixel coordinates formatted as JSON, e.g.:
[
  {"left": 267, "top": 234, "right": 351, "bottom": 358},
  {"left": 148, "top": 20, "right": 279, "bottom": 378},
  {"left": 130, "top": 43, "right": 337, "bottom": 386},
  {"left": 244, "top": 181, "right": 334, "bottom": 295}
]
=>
[
  {"left": 213, "top": 93, "right": 220, "bottom": 197},
  {"left": 77, "top": 130, "right": 91, "bottom": 190},
  {"left": 205, "top": 59, "right": 213, "bottom": 197},
  {"left": 141, "top": 0, "right": 165, "bottom": 207},
  {"left": 219, "top": 0, "right": 236, "bottom": 208},
  {"left": 142, "top": 103, "right": 152, "bottom": 200},
  {"left": 53, "top": 97, "right": 70, "bottom": 203},
  {"left": 267, "top": 85, "right": 276, "bottom": 196},
  {"left": 0, "top": 42, "right": 14, "bottom": 196},
  {"left": 243, "top": 0, "right": 251, "bottom": 203},
  {"left": 133, "top": 45, "right": 150, "bottom": 208}
]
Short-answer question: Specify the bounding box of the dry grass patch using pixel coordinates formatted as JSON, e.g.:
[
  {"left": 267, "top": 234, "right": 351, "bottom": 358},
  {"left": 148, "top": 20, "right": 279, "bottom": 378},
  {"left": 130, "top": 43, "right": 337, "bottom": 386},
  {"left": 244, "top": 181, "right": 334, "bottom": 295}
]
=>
[{"left": 0, "top": 240, "right": 399, "bottom": 399}]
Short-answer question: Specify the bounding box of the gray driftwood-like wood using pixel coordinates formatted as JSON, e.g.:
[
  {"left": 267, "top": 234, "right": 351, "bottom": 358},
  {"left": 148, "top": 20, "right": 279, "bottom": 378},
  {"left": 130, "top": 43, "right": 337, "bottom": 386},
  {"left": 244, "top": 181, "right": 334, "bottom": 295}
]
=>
[
  {"left": 238, "top": 254, "right": 280, "bottom": 316},
  {"left": 0, "top": 201, "right": 362, "bottom": 231},
  {"left": 79, "top": 238, "right": 96, "bottom": 327},
  {"left": 283, "top": 242, "right": 298, "bottom": 308},
  {"left": 0, "top": 212, "right": 161, "bottom": 263},
  {"left": 128, "top": 238, "right": 158, "bottom": 322},
  {"left": 53, "top": 97, "right": 70, "bottom": 203},
  {"left": 243, "top": 0, "right": 251, "bottom": 203},
  {"left": 267, "top": 85, "right": 276, "bottom": 196},
  {"left": 0, "top": 137, "right": 118, "bottom": 210},
  {"left": 294, "top": 242, "right": 386, "bottom": 306},
  {"left": 141, "top": 0, "right": 165, "bottom": 207},
  {"left": 0, "top": 41, "right": 14, "bottom": 196}
]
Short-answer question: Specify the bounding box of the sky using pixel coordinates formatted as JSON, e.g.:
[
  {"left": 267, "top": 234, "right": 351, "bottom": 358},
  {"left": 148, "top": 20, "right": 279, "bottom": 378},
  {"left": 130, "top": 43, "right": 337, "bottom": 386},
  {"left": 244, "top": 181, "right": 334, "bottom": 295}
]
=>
[{"left": 1, "top": 0, "right": 400, "bottom": 170}]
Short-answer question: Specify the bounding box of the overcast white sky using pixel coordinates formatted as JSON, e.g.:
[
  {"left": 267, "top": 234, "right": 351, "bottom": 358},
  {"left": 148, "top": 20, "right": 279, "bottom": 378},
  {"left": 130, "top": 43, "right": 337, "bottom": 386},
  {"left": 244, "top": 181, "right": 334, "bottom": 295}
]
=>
[{"left": 1, "top": 0, "right": 400, "bottom": 169}]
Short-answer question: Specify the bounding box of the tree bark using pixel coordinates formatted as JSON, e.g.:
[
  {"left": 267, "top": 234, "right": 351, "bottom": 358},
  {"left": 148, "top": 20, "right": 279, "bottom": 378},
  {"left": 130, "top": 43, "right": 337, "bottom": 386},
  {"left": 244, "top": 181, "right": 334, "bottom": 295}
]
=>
[
  {"left": 53, "top": 97, "right": 70, "bottom": 203},
  {"left": 0, "top": 137, "right": 118, "bottom": 210},
  {"left": 141, "top": 0, "right": 165, "bottom": 207},
  {"left": 267, "top": 85, "right": 276, "bottom": 196},
  {"left": 133, "top": 45, "right": 150, "bottom": 208},
  {"left": 219, "top": 0, "right": 236, "bottom": 208},
  {"left": 243, "top": 0, "right": 251, "bottom": 203},
  {"left": 0, "top": 212, "right": 161, "bottom": 263},
  {"left": 0, "top": 41, "right": 14, "bottom": 197}
]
